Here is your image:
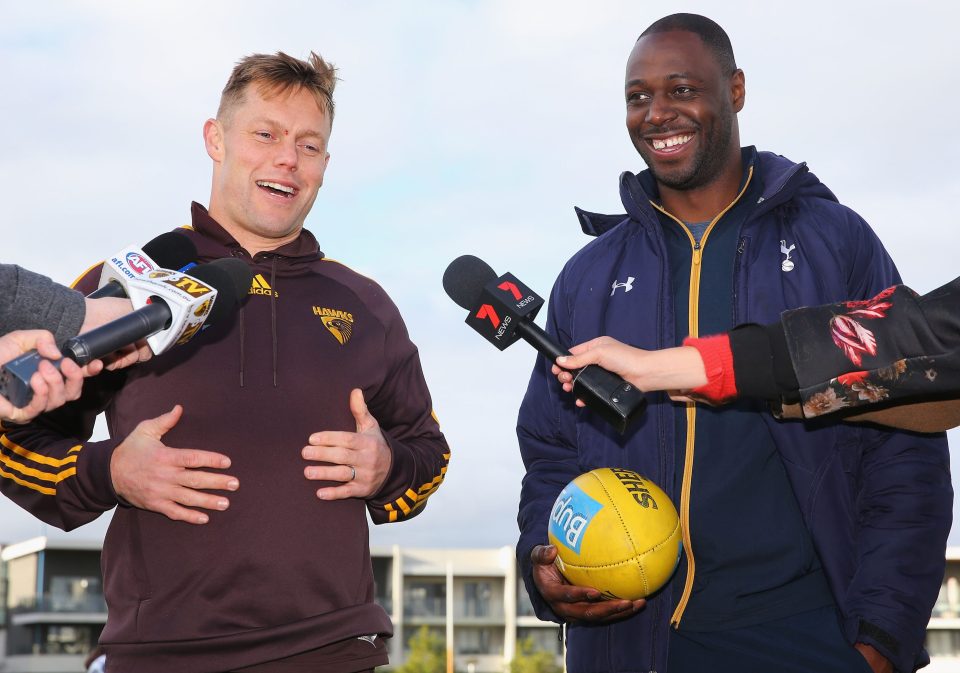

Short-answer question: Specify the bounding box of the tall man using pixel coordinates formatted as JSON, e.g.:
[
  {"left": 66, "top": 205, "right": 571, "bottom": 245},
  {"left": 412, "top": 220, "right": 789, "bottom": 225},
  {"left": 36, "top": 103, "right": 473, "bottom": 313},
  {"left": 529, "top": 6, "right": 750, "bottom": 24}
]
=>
[
  {"left": 517, "top": 14, "right": 951, "bottom": 673},
  {"left": 0, "top": 52, "right": 450, "bottom": 673}
]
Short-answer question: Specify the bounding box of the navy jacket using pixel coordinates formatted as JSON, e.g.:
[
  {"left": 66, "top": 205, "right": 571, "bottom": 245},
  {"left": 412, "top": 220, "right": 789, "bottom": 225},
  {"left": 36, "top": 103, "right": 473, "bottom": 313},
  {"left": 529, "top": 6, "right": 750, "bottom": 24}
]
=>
[{"left": 517, "top": 150, "right": 952, "bottom": 673}]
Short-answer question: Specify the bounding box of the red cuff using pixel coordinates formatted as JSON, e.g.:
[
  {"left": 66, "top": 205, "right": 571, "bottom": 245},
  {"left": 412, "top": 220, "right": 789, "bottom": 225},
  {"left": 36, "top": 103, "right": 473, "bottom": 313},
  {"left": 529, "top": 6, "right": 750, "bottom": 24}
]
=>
[{"left": 683, "top": 334, "right": 738, "bottom": 403}]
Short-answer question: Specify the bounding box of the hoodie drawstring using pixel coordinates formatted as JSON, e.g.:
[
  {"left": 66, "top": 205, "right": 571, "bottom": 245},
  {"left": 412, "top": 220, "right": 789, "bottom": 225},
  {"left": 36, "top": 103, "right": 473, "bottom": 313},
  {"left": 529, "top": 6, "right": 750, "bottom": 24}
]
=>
[
  {"left": 270, "top": 257, "right": 278, "bottom": 388},
  {"left": 238, "top": 307, "right": 246, "bottom": 388}
]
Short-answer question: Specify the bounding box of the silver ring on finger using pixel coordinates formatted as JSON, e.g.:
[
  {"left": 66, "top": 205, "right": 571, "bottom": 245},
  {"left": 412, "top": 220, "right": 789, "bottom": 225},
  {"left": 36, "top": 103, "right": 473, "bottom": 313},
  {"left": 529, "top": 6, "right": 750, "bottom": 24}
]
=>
[{"left": 349, "top": 465, "right": 356, "bottom": 481}]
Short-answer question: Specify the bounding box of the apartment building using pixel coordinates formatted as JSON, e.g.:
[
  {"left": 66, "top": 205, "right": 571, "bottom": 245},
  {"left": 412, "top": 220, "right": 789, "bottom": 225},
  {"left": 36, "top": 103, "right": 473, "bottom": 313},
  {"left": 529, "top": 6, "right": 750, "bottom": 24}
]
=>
[
  {"left": 0, "top": 539, "right": 561, "bottom": 672},
  {"left": 0, "top": 537, "right": 105, "bottom": 673},
  {"left": 2, "top": 538, "right": 958, "bottom": 672}
]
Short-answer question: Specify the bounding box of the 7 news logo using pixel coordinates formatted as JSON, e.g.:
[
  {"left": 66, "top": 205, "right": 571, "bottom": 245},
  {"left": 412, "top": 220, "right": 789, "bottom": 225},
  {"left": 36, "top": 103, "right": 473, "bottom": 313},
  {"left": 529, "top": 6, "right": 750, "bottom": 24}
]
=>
[{"left": 474, "top": 280, "right": 530, "bottom": 329}]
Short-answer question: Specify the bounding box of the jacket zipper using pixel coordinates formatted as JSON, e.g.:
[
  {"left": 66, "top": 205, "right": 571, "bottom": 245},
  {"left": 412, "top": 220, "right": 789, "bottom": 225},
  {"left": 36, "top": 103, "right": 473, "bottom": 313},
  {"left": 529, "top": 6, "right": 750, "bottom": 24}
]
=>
[{"left": 650, "top": 166, "right": 754, "bottom": 629}]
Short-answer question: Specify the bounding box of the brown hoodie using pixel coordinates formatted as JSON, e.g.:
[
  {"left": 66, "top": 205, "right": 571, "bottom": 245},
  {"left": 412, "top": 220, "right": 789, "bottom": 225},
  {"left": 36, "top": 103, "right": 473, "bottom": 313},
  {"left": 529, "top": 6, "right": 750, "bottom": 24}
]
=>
[{"left": 0, "top": 204, "right": 450, "bottom": 672}]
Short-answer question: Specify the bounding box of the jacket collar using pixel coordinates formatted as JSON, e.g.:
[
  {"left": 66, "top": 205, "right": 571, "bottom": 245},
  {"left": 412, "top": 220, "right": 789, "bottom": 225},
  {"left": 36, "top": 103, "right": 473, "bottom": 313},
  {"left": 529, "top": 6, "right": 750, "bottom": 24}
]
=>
[
  {"left": 577, "top": 147, "right": 829, "bottom": 237},
  {"left": 189, "top": 202, "right": 324, "bottom": 262}
]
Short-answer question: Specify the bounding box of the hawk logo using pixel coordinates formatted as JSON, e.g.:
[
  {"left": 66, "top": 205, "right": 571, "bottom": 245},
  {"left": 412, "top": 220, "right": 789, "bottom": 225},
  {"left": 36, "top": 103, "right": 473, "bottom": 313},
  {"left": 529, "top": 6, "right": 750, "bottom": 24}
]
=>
[
  {"left": 313, "top": 306, "right": 354, "bottom": 345},
  {"left": 249, "top": 274, "right": 279, "bottom": 297}
]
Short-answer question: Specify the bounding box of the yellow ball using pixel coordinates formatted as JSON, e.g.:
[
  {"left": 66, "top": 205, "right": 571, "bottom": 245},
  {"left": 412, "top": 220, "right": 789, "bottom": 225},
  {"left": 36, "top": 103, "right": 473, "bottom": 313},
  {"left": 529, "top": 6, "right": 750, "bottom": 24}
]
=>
[{"left": 547, "top": 467, "right": 681, "bottom": 600}]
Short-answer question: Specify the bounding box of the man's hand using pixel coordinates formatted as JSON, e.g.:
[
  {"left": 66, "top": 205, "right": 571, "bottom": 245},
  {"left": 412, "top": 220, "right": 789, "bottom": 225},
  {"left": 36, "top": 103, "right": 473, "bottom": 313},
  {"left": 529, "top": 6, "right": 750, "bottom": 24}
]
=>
[
  {"left": 854, "top": 643, "right": 894, "bottom": 673},
  {"left": 530, "top": 544, "right": 644, "bottom": 623},
  {"left": 302, "top": 388, "right": 392, "bottom": 500},
  {"left": 110, "top": 405, "right": 238, "bottom": 524},
  {"left": 0, "top": 330, "right": 103, "bottom": 424}
]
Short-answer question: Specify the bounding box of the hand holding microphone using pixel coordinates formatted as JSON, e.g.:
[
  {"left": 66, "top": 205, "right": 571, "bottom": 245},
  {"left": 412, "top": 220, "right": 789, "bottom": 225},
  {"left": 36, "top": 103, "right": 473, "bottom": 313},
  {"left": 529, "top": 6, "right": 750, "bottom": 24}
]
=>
[
  {"left": 0, "top": 331, "right": 100, "bottom": 424},
  {"left": 0, "top": 254, "right": 251, "bottom": 409},
  {"left": 443, "top": 255, "right": 647, "bottom": 433}
]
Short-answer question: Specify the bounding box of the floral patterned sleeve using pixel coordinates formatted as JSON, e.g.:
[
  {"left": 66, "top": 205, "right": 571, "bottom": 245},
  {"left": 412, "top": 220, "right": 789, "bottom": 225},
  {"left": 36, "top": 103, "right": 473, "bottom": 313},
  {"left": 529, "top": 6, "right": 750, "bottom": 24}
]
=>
[{"left": 780, "top": 277, "right": 960, "bottom": 418}]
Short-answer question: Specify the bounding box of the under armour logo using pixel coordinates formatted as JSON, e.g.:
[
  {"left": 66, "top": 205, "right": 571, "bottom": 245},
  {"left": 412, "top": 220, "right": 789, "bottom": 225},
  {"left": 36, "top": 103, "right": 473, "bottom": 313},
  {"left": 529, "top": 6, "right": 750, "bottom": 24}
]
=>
[
  {"left": 780, "top": 240, "right": 796, "bottom": 272},
  {"left": 610, "top": 277, "right": 635, "bottom": 296}
]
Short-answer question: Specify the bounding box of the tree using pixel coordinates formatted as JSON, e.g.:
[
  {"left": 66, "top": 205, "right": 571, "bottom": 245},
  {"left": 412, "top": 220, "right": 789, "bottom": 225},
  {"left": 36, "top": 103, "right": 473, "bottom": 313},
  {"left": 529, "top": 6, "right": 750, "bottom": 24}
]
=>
[
  {"left": 510, "top": 635, "right": 562, "bottom": 673},
  {"left": 396, "top": 625, "right": 446, "bottom": 673}
]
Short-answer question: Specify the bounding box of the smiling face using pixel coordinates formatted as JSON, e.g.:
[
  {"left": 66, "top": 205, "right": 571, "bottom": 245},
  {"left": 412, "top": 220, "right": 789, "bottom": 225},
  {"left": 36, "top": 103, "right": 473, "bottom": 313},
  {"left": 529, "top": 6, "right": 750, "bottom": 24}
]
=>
[
  {"left": 204, "top": 83, "right": 331, "bottom": 255},
  {"left": 625, "top": 30, "right": 744, "bottom": 193}
]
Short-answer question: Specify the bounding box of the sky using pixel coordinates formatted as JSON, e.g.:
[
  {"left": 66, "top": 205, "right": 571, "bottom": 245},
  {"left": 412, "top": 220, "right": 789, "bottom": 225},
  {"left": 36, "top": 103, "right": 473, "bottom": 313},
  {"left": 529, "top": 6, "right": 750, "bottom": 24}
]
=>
[{"left": 1, "top": 0, "right": 958, "bottom": 550}]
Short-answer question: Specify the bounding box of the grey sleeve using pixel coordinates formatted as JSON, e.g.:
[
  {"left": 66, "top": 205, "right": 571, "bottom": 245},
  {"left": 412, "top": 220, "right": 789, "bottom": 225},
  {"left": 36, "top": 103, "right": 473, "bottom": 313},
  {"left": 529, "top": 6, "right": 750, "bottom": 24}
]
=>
[{"left": 0, "top": 264, "right": 86, "bottom": 342}]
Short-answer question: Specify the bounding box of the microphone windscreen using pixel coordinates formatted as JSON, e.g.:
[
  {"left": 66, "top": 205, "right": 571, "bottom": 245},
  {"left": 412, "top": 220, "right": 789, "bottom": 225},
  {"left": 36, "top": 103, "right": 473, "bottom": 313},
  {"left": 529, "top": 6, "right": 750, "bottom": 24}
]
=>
[
  {"left": 443, "top": 255, "right": 497, "bottom": 310},
  {"left": 189, "top": 259, "right": 253, "bottom": 323},
  {"left": 142, "top": 231, "right": 199, "bottom": 269}
]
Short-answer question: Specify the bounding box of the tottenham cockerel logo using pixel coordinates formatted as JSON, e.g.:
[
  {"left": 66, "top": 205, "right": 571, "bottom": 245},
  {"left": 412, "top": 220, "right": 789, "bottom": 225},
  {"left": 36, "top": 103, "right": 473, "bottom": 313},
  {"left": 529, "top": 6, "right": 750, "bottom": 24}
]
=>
[{"left": 313, "top": 306, "right": 354, "bottom": 345}]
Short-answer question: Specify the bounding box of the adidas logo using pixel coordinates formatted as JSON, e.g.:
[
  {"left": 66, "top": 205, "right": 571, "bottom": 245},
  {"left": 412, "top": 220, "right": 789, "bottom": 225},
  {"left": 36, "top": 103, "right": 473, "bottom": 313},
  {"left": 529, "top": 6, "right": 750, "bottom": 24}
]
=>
[{"left": 249, "top": 274, "right": 278, "bottom": 297}]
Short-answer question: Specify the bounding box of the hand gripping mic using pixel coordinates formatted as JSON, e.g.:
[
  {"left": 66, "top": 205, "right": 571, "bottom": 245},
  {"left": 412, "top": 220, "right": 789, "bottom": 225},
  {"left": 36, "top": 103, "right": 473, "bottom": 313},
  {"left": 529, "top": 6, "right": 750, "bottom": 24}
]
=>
[
  {"left": 0, "top": 259, "right": 252, "bottom": 407},
  {"left": 87, "top": 232, "right": 198, "bottom": 299},
  {"left": 443, "top": 255, "right": 647, "bottom": 434}
]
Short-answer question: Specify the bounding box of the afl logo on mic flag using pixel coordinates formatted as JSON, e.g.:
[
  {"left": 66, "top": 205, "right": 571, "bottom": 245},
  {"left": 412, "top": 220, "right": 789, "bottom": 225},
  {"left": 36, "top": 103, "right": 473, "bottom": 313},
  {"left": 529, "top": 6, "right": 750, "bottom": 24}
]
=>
[{"left": 125, "top": 252, "right": 155, "bottom": 275}]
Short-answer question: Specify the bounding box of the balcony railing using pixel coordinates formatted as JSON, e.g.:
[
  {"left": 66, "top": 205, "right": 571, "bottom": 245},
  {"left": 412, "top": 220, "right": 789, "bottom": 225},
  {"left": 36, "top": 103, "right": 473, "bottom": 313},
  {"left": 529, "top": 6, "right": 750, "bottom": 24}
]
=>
[
  {"left": 12, "top": 592, "right": 107, "bottom": 614},
  {"left": 403, "top": 597, "right": 446, "bottom": 618}
]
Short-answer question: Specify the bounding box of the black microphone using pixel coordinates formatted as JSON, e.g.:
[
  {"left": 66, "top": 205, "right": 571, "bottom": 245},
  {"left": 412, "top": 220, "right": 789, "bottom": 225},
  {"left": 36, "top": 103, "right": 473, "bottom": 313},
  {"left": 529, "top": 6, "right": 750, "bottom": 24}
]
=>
[
  {"left": 443, "top": 254, "right": 647, "bottom": 434},
  {"left": 87, "top": 232, "right": 198, "bottom": 299},
  {"left": 62, "top": 259, "right": 251, "bottom": 364},
  {"left": 0, "top": 259, "right": 252, "bottom": 407}
]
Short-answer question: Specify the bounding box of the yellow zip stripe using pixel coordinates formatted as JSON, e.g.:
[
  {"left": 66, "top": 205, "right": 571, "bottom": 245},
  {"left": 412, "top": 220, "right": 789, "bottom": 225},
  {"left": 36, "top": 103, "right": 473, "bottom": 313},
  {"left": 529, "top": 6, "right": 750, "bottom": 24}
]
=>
[
  {"left": 652, "top": 167, "right": 754, "bottom": 628},
  {"left": 0, "top": 468, "right": 57, "bottom": 496},
  {"left": 1, "top": 435, "right": 81, "bottom": 468}
]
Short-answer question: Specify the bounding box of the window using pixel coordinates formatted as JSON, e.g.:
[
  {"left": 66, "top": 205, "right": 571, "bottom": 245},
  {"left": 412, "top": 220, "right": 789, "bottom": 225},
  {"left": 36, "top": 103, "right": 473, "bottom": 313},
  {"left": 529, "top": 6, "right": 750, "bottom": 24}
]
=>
[
  {"left": 404, "top": 580, "right": 445, "bottom": 618},
  {"left": 48, "top": 576, "right": 104, "bottom": 612},
  {"left": 462, "top": 581, "right": 492, "bottom": 618}
]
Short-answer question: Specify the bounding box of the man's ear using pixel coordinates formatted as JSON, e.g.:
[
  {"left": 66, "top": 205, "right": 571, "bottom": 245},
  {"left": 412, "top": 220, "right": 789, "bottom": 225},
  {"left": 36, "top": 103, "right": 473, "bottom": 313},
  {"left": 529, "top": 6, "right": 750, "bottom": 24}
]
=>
[
  {"left": 730, "top": 69, "right": 746, "bottom": 113},
  {"left": 203, "top": 118, "right": 224, "bottom": 161}
]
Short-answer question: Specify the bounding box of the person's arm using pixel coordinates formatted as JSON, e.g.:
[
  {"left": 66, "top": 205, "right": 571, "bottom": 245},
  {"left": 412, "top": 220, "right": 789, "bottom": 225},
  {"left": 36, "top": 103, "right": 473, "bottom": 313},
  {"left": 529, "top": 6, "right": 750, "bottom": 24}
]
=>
[
  {"left": 778, "top": 278, "right": 960, "bottom": 423},
  {"left": 0, "top": 263, "right": 149, "bottom": 370},
  {"left": 555, "top": 278, "right": 960, "bottom": 431},
  {"left": 843, "top": 422, "right": 951, "bottom": 673},
  {"left": 0, "top": 264, "right": 87, "bottom": 343},
  {"left": 0, "top": 369, "right": 126, "bottom": 530},
  {"left": 0, "top": 264, "right": 236, "bottom": 529}
]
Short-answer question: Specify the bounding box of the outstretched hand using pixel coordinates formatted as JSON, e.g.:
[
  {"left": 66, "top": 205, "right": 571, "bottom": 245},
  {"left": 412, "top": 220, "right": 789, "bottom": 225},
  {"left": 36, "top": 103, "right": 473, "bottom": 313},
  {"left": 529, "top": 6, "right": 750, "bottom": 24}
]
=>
[
  {"left": 302, "top": 388, "right": 392, "bottom": 500},
  {"left": 110, "top": 405, "right": 238, "bottom": 524},
  {"left": 552, "top": 337, "right": 707, "bottom": 404}
]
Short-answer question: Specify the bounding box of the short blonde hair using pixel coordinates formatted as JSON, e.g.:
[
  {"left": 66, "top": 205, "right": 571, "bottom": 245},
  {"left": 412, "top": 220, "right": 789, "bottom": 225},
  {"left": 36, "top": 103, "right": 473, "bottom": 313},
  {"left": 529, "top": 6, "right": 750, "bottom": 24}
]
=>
[{"left": 218, "top": 51, "right": 338, "bottom": 123}]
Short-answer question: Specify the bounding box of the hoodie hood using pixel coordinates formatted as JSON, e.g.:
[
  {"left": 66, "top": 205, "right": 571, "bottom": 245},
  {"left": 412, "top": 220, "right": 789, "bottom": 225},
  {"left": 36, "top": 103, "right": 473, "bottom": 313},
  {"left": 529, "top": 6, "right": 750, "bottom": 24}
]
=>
[
  {"left": 188, "top": 202, "right": 324, "bottom": 266},
  {"left": 576, "top": 147, "right": 839, "bottom": 237}
]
